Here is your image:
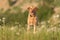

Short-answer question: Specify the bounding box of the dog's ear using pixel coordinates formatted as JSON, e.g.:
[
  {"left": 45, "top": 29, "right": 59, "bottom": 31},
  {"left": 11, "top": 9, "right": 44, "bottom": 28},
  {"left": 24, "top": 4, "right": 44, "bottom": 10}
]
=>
[
  {"left": 33, "top": 7, "right": 37, "bottom": 11},
  {"left": 27, "top": 7, "right": 30, "bottom": 10}
]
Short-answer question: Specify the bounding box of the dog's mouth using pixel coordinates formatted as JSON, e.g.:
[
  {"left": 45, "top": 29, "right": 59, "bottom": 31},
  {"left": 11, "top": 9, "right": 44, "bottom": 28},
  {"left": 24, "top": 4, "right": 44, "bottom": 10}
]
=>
[{"left": 30, "top": 14, "right": 35, "bottom": 17}]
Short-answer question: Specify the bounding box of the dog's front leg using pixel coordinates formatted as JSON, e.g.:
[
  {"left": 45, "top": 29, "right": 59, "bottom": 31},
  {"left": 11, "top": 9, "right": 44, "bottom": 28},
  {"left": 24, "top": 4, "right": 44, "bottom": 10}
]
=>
[
  {"left": 27, "top": 24, "right": 30, "bottom": 32},
  {"left": 33, "top": 25, "right": 36, "bottom": 34}
]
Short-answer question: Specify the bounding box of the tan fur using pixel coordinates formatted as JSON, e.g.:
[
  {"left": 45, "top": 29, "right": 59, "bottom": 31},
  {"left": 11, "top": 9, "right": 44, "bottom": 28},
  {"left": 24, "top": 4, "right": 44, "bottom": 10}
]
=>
[{"left": 27, "top": 6, "right": 38, "bottom": 33}]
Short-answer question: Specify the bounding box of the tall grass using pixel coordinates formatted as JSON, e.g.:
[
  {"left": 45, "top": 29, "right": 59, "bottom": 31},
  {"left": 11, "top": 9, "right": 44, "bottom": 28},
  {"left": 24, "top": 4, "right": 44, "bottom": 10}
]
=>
[{"left": 0, "top": 25, "right": 60, "bottom": 40}]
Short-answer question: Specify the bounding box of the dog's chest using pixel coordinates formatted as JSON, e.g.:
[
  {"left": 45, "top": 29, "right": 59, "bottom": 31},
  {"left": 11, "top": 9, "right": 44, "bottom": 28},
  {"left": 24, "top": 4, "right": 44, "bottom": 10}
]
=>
[{"left": 28, "top": 16, "right": 36, "bottom": 22}]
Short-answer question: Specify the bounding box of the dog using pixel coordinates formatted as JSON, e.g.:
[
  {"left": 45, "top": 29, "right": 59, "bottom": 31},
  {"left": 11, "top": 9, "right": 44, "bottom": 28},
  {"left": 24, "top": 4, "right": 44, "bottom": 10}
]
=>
[{"left": 27, "top": 6, "right": 38, "bottom": 33}]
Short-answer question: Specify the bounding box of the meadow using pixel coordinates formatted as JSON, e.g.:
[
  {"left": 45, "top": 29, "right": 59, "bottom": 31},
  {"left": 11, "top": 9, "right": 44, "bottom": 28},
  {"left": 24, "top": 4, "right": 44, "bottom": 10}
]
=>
[
  {"left": 0, "top": 23, "right": 60, "bottom": 40},
  {"left": 0, "top": 0, "right": 60, "bottom": 40}
]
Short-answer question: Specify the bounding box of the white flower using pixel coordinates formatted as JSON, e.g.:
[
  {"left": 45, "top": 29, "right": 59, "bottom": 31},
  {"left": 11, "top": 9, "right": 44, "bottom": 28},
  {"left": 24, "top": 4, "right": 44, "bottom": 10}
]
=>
[
  {"left": 0, "top": 19, "right": 2, "bottom": 21},
  {"left": 47, "top": 27, "right": 56, "bottom": 32},
  {"left": 47, "top": 20, "right": 50, "bottom": 23},
  {"left": 16, "top": 32, "right": 20, "bottom": 35},
  {"left": 41, "top": 21, "right": 46, "bottom": 25},
  {"left": 53, "top": 14, "right": 59, "bottom": 18},
  {"left": 10, "top": 27, "right": 15, "bottom": 31},
  {"left": 2, "top": 17, "right": 6, "bottom": 23},
  {"left": 2, "top": 17, "right": 5, "bottom": 20},
  {"left": 56, "top": 14, "right": 59, "bottom": 18}
]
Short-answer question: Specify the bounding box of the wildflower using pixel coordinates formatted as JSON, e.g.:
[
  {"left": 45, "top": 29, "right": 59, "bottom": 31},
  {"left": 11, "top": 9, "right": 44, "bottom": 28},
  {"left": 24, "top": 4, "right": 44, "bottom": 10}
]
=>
[
  {"left": 16, "top": 32, "right": 20, "bottom": 35},
  {"left": 0, "top": 19, "right": 2, "bottom": 21},
  {"left": 47, "top": 27, "right": 56, "bottom": 32},
  {"left": 56, "top": 14, "right": 60, "bottom": 18},
  {"left": 2, "top": 17, "right": 6, "bottom": 23},
  {"left": 53, "top": 14, "right": 59, "bottom": 18},
  {"left": 10, "top": 27, "right": 15, "bottom": 31},
  {"left": 41, "top": 21, "right": 46, "bottom": 25},
  {"left": 2, "top": 17, "right": 5, "bottom": 20}
]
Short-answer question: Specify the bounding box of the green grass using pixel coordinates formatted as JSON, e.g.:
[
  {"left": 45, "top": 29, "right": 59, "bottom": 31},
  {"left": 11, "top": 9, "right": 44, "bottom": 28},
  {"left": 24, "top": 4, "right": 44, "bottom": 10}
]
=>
[{"left": 0, "top": 25, "right": 60, "bottom": 40}]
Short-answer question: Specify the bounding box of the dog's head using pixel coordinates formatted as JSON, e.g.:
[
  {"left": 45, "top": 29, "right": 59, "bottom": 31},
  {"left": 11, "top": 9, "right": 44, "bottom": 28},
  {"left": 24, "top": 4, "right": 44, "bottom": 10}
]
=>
[{"left": 27, "top": 7, "right": 38, "bottom": 16}]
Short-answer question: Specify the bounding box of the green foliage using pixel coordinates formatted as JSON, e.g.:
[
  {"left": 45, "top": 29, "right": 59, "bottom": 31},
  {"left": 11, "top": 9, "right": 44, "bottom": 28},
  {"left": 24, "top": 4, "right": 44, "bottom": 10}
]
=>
[
  {"left": 0, "top": 5, "right": 54, "bottom": 26},
  {"left": 54, "top": 0, "right": 60, "bottom": 6},
  {"left": 0, "top": 7, "right": 28, "bottom": 26},
  {"left": 8, "top": 0, "right": 17, "bottom": 6},
  {"left": 0, "top": 26, "right": 60, "bottom": 40},
  {"left": 21, "top": 10, "right": 28, "bottom": 25},
  {"left": 44, "top": 0, "right": 54, "bottom": 4},
  {"left": 0, "top": 0, "right": 59, "bottom": 26},
  {"left": 36, "top": 5, "right": 54, "bottom": 22}
]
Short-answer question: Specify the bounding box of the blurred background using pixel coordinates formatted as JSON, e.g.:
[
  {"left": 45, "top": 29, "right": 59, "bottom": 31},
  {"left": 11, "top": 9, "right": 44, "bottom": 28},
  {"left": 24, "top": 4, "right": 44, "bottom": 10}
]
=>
[
  {"left": 0, "top": 0, "right": 60, "bottom": 40},
  {"left": 0, "top": 0, "right": 60, "bottom": 26}
]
